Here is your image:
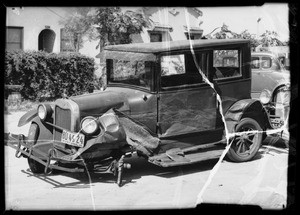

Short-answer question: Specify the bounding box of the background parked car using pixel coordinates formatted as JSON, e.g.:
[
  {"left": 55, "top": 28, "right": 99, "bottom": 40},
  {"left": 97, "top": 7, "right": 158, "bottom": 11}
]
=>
[{"left": 251, "top": 52, "right": 290, "bottom": 128}]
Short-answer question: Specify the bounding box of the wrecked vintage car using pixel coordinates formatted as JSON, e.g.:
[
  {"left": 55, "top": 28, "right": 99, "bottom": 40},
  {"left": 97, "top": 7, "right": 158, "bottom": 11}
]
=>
[
  {"left": 8, "top": 39, "right": 273, "bottom": 186},
  {"left": 251, "top": 52, "right": 290, "bottom": 128}
]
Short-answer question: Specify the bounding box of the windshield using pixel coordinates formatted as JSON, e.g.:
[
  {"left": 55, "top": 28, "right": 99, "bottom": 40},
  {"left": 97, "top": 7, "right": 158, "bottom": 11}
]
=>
[{"left": 107, "top": 59, "right": 154, "bottom": 90}]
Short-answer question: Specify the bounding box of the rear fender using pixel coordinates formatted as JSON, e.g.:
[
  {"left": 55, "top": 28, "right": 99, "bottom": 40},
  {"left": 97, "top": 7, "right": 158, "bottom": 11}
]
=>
[{"left": 224, "top": 99, "right": 272, "bottom": 134}]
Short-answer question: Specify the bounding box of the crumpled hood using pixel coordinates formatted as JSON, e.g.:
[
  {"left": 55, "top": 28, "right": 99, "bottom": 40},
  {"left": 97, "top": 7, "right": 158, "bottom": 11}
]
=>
[{"left": 70, "top": 90, "right": 127, "bottom": 118}]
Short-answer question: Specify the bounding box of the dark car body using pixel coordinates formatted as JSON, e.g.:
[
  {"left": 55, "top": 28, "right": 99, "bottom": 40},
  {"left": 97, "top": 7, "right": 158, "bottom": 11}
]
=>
[{"left": 8, "top": 39, "right": 272, "bottom": 186}]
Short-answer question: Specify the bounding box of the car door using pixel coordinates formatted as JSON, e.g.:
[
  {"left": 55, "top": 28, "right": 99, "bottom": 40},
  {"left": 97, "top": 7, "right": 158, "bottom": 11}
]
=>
[
  {"left": 251, "top": 55, "right": 274, "bottom": 99},
  {"left": 157, "top": 51, "right": 220, "bottom": 139},
  {"left": 251, "top": 56, "right": 262, "bottom": 99}
]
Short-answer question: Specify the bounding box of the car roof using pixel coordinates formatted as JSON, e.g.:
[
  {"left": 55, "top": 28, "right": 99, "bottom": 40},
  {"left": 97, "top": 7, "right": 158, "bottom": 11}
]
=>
[{"left": 104, "top": 39, "right": 250, "bottom": 54}]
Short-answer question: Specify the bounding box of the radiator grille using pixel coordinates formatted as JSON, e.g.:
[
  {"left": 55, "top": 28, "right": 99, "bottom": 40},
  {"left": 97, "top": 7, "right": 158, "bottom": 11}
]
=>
[{"left": 54, "top": 106, "right": 71, "bottom": 142}]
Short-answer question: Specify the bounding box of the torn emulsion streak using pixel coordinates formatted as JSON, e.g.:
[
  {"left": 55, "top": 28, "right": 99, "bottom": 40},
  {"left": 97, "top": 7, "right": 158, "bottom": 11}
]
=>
[
  {"left": 80, "top": 157, "right": 96, "bottom": 210},
  {"left": 157, "top": 9, "right": 186, "bottom": 206},
  {"left": 182, "top": 9, "right": 235, "bottom": 206},
  {"left": 238, "top": 145, "right": 288, "bottom": 208},
  {"left": 72, "top": 123, "right": 97, "bottom": 210}
]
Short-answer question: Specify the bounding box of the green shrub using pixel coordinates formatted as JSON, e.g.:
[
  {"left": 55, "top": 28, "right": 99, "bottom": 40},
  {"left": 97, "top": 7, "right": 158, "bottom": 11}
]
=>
[{"left": 5, "top": 50, "right": 95, "bottom": 101}]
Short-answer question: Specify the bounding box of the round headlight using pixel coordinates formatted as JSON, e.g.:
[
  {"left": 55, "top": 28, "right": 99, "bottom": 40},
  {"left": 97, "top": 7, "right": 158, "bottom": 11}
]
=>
[
  {"left": 259, "top": 89, "right": 271, "bottom": 104},
  {"left": 37, "top": 104, "right": 52, "bottom": 121},
  {"left": 80, "top": 117, "right": 99, "bottom": 135}
]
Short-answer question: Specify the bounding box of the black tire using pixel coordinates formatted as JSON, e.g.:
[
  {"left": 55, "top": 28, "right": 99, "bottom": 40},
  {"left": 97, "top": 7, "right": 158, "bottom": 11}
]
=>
[
  {"left": 226, "top": 118, "right": 263, "bottom": 162},
  {"left": 27, "top": 123, "right": 45, "bottom": 173}
]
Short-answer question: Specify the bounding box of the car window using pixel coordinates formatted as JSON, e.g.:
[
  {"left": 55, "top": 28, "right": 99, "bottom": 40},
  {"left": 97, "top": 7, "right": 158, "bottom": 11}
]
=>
[
  {"left": 160, "top": 52, "right": 207, "bottom": 89},
  {"left": 107, "top": 59, "right": 153, "bottom": 90},
  {"left": 213, "top": 49, "right": 241, "bottom": 80},
  {"left": 251, "top": 57, "right": 260, "bottom": 69},
  {"left": 161, "top": 54, "right": 185, "bottom": 76},
  {"left": 261, "top": 56, "right": 272, "bottom": 69}
]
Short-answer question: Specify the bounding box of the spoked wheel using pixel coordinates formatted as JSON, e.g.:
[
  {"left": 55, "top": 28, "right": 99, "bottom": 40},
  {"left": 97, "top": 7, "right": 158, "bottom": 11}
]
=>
[{"left": 226, "top": 118, "right": 263, "bottom": 162}]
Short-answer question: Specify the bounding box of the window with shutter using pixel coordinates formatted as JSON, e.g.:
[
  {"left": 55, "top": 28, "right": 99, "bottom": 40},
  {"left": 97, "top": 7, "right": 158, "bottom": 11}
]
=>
[
  {"left": 60, "top": 28, "right": 76, "bottom": 52},
  {"left": 6, "top": 27, "right": 23, "bottom": 50}
]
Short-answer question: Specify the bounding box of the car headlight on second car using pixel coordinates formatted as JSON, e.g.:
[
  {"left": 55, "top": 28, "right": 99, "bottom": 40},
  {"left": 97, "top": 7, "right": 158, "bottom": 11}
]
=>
[
  {"left": 37, "top": 104, "right": 53, "bottom": 121},
  {"left": 80, "top": 116, "right": 99, "bottom": 135},
  {"left": 259, "top": 89, "right": 271, "bottom": 104}
]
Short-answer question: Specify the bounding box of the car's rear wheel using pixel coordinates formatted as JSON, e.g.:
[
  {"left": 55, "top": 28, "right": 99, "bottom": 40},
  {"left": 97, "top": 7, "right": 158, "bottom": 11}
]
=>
[
  {"left": 226, "top": 118, "right": 262, "bottom": 162},
  {"left": 27, "top": 123, "right": 45, "bottom": 173}
]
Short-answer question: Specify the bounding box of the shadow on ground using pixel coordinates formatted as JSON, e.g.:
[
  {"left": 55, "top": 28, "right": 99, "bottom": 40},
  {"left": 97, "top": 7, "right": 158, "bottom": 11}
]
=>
[
  {"left": 19, "top": 156, "right": 219, "bottom": 188},
  {"left": 16, "top": 134, "right": 289, "bottom": 188}
]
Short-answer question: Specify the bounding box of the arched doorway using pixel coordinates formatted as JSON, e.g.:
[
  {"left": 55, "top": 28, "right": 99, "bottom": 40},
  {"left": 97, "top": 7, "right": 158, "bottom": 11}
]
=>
[{"left": 38, "top": 29, "right": 56, "bottom": 53}]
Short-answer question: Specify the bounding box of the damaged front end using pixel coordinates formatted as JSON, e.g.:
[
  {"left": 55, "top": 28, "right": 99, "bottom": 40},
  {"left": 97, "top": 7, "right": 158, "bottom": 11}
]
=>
[{"left": 7, "top": 100, "right": 161, "bottom": 186}]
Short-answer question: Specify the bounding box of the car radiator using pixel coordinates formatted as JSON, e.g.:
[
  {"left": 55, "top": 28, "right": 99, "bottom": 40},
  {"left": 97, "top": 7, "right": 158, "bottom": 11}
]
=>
[{"left": 54, "top": 106, "right": 72, "bottom": 142}]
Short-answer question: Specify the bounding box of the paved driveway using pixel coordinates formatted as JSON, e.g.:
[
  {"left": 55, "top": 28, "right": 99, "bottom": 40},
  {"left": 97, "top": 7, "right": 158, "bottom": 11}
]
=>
[{"left": 4, "top": 111, "right": 289, "bottom": 210}]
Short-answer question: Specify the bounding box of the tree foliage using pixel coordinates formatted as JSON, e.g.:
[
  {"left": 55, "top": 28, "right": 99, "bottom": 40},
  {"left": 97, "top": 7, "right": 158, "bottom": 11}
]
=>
[
  {"left": 59, "top": 8, "right": 97, "bottom": 52},
  {"left": 59, "top": 7, "right": 150, "bottom": 55},
  {"left": 205, "top": 23, "right": 286, "bottom": 50},
  {"left": 259, "top": 30, "right": 286, "bottom": 47},
  {"left": 91, "top": 7, "right": 150, "bottom": 52}
]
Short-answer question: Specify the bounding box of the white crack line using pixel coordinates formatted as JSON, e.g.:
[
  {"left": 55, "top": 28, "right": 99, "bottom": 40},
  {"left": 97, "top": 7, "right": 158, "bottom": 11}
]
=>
[
  {"left": 6, "top": 132, "right": 96, "bottom": 210},
  {"left": 183, "top": 8, "right": 290, "bottom": 207},
  {"left": 172, "top": 167, "right": 184, "bottom": 208},
  {"left": 81, "top": 158, "right": 96, "bottom": 210},
  {"left": 238, "top": 144, "right": 288, "bottom": 208},
  {"left": 75, "top": 121, "right": 98, "bottom": 210},
  {"left": 183, "top": 9, "right": 231, "bottom": 206}
]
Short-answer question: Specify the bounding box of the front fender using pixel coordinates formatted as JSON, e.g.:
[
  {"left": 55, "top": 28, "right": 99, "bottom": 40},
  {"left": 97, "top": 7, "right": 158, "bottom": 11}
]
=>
[
  {"left": 18, "top": 108, "right": 37, "bottom": 127},
  {"left": 224, "top": 99, "right": 272, "bottom": 134}
]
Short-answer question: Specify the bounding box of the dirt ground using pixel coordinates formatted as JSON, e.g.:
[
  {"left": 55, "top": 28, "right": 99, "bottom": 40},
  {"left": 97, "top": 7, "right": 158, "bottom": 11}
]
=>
[{"left": 4, "top": 111, "right": 289, "bottom": 210}]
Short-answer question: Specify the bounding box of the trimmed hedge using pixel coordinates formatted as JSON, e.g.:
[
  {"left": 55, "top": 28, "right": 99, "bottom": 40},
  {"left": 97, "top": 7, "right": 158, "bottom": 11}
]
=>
[{"left": 5, "top": 50, "right": 95, "bottom": 101}]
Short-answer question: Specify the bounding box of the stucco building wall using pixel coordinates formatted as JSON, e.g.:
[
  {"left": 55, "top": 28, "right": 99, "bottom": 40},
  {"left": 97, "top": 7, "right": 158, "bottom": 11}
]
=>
[
  {"left": 131, "top": 7, "right": 203, "bottom": 43},
  {"left": 6, "top": 7, "right": 66, "bottom": 52},
  {"left": 6, "top": 7, "right": 202, "bottom": 63},
  {"left": 6, "top": 7, "right": 99, "bottom": 60}
]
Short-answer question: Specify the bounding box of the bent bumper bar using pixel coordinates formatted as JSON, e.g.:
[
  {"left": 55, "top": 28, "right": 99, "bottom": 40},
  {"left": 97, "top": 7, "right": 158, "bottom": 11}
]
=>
[{"left": 6, "top": 133, "right": 85, "bottom": 173}]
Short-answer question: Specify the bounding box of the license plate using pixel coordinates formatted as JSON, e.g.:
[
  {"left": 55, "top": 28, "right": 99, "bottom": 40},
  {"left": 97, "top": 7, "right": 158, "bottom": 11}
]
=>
[
  {"left": 270, "top": 118, "right": 284, "bottom": 128},
  {"left": 61, "top": 130, "right": 85, "bottom": 147}
]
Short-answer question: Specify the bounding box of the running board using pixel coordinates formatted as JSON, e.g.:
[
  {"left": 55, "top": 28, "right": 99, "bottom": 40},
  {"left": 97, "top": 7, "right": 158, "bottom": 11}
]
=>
[{"left": 148, "top": 141, "right": 226, "bottom": 167}]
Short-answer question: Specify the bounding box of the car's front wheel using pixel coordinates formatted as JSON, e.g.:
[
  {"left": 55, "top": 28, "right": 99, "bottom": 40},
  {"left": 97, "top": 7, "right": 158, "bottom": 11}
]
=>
[
  {"left": 226, "top": 117, "right": 263, "bottom": 162},
  {"left": 27, "top": 123, "right": 45, "bottom": 173}
]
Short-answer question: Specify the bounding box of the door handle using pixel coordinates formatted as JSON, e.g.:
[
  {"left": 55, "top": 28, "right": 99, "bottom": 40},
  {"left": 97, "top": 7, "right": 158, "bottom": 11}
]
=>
[{"left": 143, "top": 94, "right": 148, "bottom": 101}]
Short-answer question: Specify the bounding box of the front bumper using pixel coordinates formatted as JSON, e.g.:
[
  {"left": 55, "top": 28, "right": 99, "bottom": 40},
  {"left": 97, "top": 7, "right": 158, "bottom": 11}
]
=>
[
  {"left": 7, "top": 133, "right": 85, "bottom": 173},
  {"left": 6, "top": 133, "right": 132, "bottom": 186}
]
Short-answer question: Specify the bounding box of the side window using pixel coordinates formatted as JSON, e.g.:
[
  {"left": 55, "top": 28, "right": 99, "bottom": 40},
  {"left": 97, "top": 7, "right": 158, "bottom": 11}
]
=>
[
  {"left": 213, "top": 49, "right": 241, "bottom": 80},
  {"left": 60, "top": 28, "right": 76, "bottom": 52},
  {"left": 251, "top": 57, "right": 260, "bottom": 69},
  {"left": 6, "top": 27, "right": 23, "bottom": 50},
  {"left": 108, "top": 60, "right": 153, "bottom": 90},
  {"left": 160, "top": 53, "right": 206, "bottom": 89},
  {"left": 261, "top": 57, "right": 272, "bottom": 69},
  {"left": 161, "top": 55, "right": 185, "bottom": 76},
  {"left": 149, "top": 32, "right": 162, "bottom": 42}
]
